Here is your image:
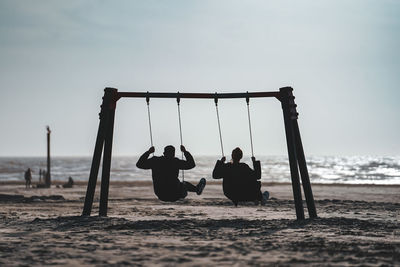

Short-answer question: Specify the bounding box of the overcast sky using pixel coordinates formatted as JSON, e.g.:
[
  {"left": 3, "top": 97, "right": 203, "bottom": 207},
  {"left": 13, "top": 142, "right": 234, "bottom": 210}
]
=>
[{"left": 0, "top": 0, "right": 399, "bottom": 157}]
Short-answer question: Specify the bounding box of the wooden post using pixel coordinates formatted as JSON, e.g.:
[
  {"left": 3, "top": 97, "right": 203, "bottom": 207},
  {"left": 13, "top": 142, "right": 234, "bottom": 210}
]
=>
[
  {"left": 99, "top": 88, "right": 117, "bottom": 216},
  {"left": 280, "top": 87, "right": 305, "bottom": 220},
  {"left": 46, "top": 126, "right": 51, "bottom": 188},
  {"left": 293, "top": 120, "right": 317, "bottom": 218},
  {"left": 82, "top": 88, "right": 117, "bottom": 216}
]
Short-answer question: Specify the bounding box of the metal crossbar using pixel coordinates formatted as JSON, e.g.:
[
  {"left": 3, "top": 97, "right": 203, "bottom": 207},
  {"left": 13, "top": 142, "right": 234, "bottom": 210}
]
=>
[{"left": 117, "top": 91, "right": 280, "bottom": 100}]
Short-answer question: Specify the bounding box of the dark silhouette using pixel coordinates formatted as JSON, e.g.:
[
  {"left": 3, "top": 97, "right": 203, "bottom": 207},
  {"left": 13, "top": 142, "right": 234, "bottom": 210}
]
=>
[
  {"left": 45, "top": 126, "right": 51, "bottom": 188},
  {"left": 212, "top": 147, "right": 268, "bottom": 206},
  {"left": 39, "top": 169, "right": 43, "bottom": 183},
  {"left": 62, "top": 177, "right": 74, "bottom": 188},
  {"left": 36, "top": 170, "right": 48, "bottom": 188},
  {"left": 24, "top": 168, "right": 32, "bottom": 189},
  {"left": 136, "top": 145, "right": 206, "bottom": 202}
]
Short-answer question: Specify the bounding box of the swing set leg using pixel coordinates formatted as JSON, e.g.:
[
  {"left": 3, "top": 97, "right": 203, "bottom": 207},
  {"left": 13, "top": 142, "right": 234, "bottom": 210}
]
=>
[
  {"left": 81, "top": 115, "right": 106, "bottom": 216},
  {"left": 82, "top": 88, "right": 117, "bottom": 217},
  {"left": 99, "top": 107, "right": 116, "bottom": 216},
  {"left": 280, "top": 87, "right": 317, "bottom": 220},
  {"left": 293, "top": 120, "right": 317, "bottom": 218},
  {"left": 281, "top": 88, "right": 305, "bottom": 220}
]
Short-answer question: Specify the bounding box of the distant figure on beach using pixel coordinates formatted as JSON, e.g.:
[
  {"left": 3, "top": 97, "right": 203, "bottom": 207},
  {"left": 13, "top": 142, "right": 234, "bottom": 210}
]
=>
[
  {"left": 39, "top": 169, "right": 43, "bottom": 183},
  {"left": 62, "top": 177, "right": 74, "bottom": 188},
  {"left": 36, "top": 170, "right": 48, "bottom": 188},
  {"left": 212, "top": 147, "right": 269, "bottom": 206},
  {"left": 24, "top": 168, "right": 32, "bottom": 189},
  {"left": 136, "top": 145, "right": 206, "bottom": 202}
]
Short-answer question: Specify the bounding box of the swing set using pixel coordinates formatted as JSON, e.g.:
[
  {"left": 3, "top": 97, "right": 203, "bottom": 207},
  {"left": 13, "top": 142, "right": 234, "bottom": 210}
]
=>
[{"left": 82, "top": 87, "right": 317, "bottom": 220}]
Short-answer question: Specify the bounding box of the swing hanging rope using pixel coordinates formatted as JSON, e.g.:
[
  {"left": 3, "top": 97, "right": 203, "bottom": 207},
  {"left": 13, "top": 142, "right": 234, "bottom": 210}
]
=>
[
  {"left": 146, "top": 92, "right": 154, "bottom": 148},
  {"left": 177, "top": 93, "right": 184, "bottom": 182},
  {"left": 214, "top": 94, "right": 225, "bottom": 157},
  {"left": 246, "top": 92, "right": 255, "bottom": 157},
  {"left": 146, "top": 91, "right": 250, "bottom": 161}
]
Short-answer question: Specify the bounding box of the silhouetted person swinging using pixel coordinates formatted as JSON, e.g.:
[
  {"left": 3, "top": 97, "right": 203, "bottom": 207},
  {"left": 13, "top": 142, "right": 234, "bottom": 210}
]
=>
[
  {"left": 136, "top": 145, "right": 206, "bottom": 202},
  {"left": 212, "top": 147, "right": 269, "bottom": 206}
]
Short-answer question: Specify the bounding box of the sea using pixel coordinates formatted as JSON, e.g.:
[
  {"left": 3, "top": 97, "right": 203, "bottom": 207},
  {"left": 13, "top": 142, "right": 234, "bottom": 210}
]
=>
[{"left": 1, "top": 156, "right": 399, "bottom": 185}]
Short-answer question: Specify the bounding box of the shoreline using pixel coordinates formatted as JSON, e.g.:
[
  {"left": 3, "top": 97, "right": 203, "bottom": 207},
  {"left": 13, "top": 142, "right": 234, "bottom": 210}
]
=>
[
  {"left": 2, "top": 179, "right": 400, "bottom": 187},
  {"left": 1, "top": 180, "right": 399, "bottom": 204}
]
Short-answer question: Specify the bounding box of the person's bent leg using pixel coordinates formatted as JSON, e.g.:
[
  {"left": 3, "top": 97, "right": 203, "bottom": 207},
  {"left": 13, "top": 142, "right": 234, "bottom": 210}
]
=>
[
  {"left": 183, "top": 181, "right": 197, "bottom": 192},
  {"left": 183, "top": 179, "right": 206, "bottom": 195}
]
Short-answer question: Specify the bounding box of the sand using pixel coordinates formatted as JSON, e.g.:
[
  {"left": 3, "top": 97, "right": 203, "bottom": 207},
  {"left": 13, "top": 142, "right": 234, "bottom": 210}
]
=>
[{"left": 0, "top": 180, "right": 399, "bottom": 266}]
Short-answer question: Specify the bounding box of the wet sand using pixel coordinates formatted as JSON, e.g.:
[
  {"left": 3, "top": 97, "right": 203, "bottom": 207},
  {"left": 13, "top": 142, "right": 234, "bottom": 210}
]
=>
[{"left": 0, "top": 181, "right": 399, "bottom": 266}]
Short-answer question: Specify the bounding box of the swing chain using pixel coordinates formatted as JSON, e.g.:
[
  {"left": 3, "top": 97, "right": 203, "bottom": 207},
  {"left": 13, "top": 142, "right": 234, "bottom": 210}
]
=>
[
  {"left": 214, "top": 93, "right": 224, "bottom": 157},
  {"left": 146, "top": 91, "right": 154, "bottom": 148},
  {"left": 246, "top": 91, "right": 255, "bottom": 158},
  {"left": 177, "top": 92, "right": 183, "bottom": 146},
  {"left": 177, "top": 92, "right": 184, "bottom": 182}
]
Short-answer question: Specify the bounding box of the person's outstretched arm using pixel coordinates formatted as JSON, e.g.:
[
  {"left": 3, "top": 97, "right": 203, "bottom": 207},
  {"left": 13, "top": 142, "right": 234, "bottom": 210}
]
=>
[
  {"left": 136, "top": 147, "right": 155, "bottom": 169},
  {"left": 177, "top": 145, "right": 196, "bottom": 170},
  {"left": 251, "top": 156, "right": 262, "bottom": 180},
  {"left": 212, "top": 156, "right": 226, "bottom": 179}
]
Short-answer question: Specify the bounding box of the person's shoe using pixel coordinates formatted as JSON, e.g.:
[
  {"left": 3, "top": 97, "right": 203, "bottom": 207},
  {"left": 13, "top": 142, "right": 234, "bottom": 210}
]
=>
[
  {"left": 196, "top": 178, "right": 206, "bottom": 195},
  {"left": 261, "top": 191, "right": 269, "bottom": 205}
]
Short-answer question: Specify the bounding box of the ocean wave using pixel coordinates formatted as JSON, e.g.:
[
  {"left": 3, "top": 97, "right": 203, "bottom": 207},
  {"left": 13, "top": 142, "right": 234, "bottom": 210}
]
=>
[{"left": 0, "top": 156, "right": 399, "bottom": 185}]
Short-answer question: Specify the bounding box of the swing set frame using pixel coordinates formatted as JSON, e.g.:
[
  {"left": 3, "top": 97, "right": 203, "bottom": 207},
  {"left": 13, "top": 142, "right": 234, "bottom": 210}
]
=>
[{"left": 82, "top": 87, "right": 317, "bottom": 220}]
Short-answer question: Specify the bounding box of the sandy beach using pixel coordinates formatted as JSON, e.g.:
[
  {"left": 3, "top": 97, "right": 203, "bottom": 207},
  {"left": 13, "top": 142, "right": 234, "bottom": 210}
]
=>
[{"left": 0, "top": 180, "right": 399, "bottom": 266}]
